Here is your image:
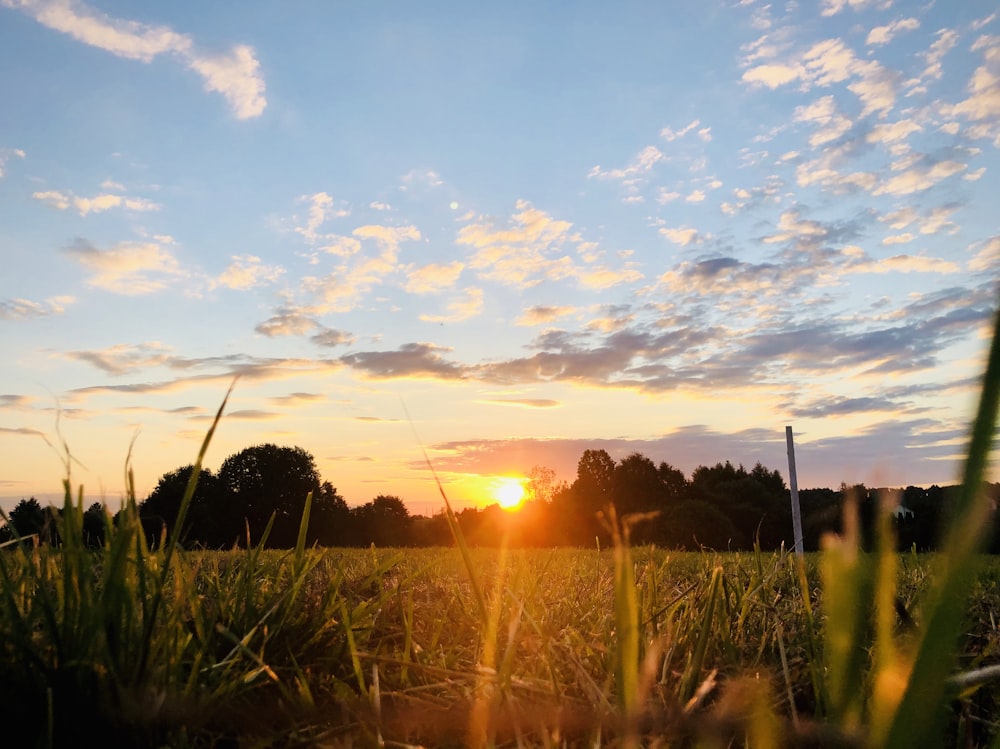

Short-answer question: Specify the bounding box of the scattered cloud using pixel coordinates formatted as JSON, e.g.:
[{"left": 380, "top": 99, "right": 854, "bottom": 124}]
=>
[
  {"left": 5, "top": 0, "right": 266, "bottom": 118},
  {"left": 404, "top": 261, "right": 464, "bottom": 294},
  {"left": 479, "top": 398, "right": 560, "bottom": 409},
  {"left": 516, "top": 305, "right": 576, "bottom": 326},
  {"left": 0, "top": 295, "right": 73, "bottom": 319},
  {"left": 340, "top": 342, "right": 466, "bottom": 380},
  {"left": 866, "top": 18, "right": 920, "bottom": 47},
  {"left": 457, "top": 201, "right": 574, "bottom": 288},
  {"left": 63, "top": 237, "right": 185, "bottom": 294},
  {"left": 295, "top": 192, "right": 350, "bottom": 243},
  {"left": 660, "top": 119, "right": 711, "bottom": 142},
  {"left": 419, "top": 286, "right": 484, "bottom": 323},
  {"left": 213, "top": 255, "right": 284, "bottom": 290},
  {"left": 255, "top": 308, "right": 318, "bottom": 337},
  {"left": 0, "top": 146, "right": 25, "bottom": 178},
  {"left": 32, "top": 188, "right": 159, "bottom": 215},
  {"left": 659, "top": 226, "right": 705, "bottom": 246},
  {"left": 64, "top": 342, "right": 174, "bottom": 375},
  {"left": 587, "top": 145, "right": 664, "bottom": 189}
]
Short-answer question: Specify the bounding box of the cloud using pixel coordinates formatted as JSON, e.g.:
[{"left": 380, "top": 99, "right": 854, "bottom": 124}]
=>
[
  {"left": 587, "top": 145, "right": 664, "bottom": 186},
  {"left": 419, "top": 287, "right": 484, "bottom": 323},
  {"left": 479, "top": 398, "right": 560, "bottom": 409},
  {"left": 0, "top": 295, "right": 73, "bottom": 319},
  {"left": 255, "top": 308, "right": 318, "bottom": 337},
  {"left": 0, "top": 146, "right": 25, "bottom": 178},
  {"left": 918, "top": 29, "right": 958, "bottom": 82},
  {"left": 213, "top": 255, "right": 284, "bottom": 290},
  {"left": 866, "top": 18, "right": 920, "bottom": 47},
  {"left": 422, "top": 421, "right": 968, "bottom": 491},
  {"left": 573, "top": 264, "right": 643, "bottom": 290},
  {"left": 340, "top": 342, "right": 467, "bottom": 380},
  {"left": 400, "top": 169, "right": 443, "bottom": 190},
  {"left": 65, "top": 342, "right": 174, "bottom": 375},
  {"left": 268, "top": 392, "right": 325, "bottom": 406},
  {"left": 5, "top": 0, "right": 266, "bottom": 118},
  {"left": 794, "top": 95, "right": 854, "bottom": 147},
  {"left": 968, "top": 236, "right": 1000, "bottom": 272},
  {"left": 302, "top": 223, "right": 421, "bottom": 312},
  {"left": 185, "top": 45, "right": 266, "bottom": 119},
  {"left": 516, "top": 305, "right": 576, "bottom": 326},
  {"left": 63, "top": 237, "right": 185, "bottom": 294},
  {"left": 457, "top": 200, "right": 574, "bottom": 288},
  {"left": 0, "top": 426, "right": 47, "bottom": 438},
  {"left": 295, "top": 192, "right": 350, "bottom": 243},
  {"left": 942, "top": 34, "right": 1000, "bottom": 142},
  {"left": 32, "top": 188, "right": 160, "bottom": 215},
  {"left": 821, "top": 0, "right": 890, "bottom": 17},
  {"left": 404, "top": 261, "right": 464, "bottom": 294},
  {"left": 659, "top": 226, "right": 705, "bottom": 246},
  {"left": 744, "top": 36, "right": 900, "bottom": 118},
  {"left": 847, "top": 253, "right": 960, "bottom": 275},
  {"left": 742, "top": 63, "right": 803, "bottom": 88},
  {"left": 310, "top": 328, "right": 354, "bottom": 347},
  {"left": 660, "top": 119, "right": 710, "bottom": 142},
  {"left": 254, "top": 308, "right": 353, "bottom": 347},
  {"left": 872, "top": 158, "right": 966, "bottom": 196}
]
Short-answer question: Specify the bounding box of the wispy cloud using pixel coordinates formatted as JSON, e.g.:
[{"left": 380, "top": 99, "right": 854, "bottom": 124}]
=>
[
  {"left": 479, "top": 398, "right": 560, "bottom": 409},
  {"left": 0, "top": 295, "right": 73, "bottom": 319},
  {"left": 516, "top": 305, "right": 576, "bottom": 326},
  {"left": 32, "top": 188, "right": 160, "bottom": 215},
  {"left": 404, "top": 261, "right": 464, "bottom": 294},
  {"left": 4, "top": 0, "right": 267, "bottom": 118},
  {"left": 212, "top": 255, "right": 284, "bottom": 291},
  {"left": 0, "top": 146, "right": 25, "bottom": 178},
  {"left": 866, "top": 18, "right": 920, "bottom": 47},
  {"left": 63, "top": 238, "right": 186, "bottom": 294},
  {"left": 419, "top": 287, "right": 484, "bottom": 324},
  {"left": 65, "top": 342, "right": 174, "bottom": 375}
]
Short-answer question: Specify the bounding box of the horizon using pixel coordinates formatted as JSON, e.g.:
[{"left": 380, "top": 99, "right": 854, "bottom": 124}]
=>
[{"left": 2, "top": 0, "right": 999, "bottom": 515}]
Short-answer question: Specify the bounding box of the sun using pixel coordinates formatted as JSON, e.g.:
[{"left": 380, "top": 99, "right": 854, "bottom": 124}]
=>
[{"left": 492, "top": 477, "right": 526, "bottom": 510}]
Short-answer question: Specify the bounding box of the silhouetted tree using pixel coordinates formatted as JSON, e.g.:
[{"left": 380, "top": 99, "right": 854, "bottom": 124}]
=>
[
  {"left": 218, "top": 444, "right": 322, "bottom": 548},
  {"left": 82, "top": 503, "right": 108, "bottom": 548},
  {"left": 689, "top": 461, "right": 789, "bottom": 549},
  {"left": 612, "top": 452, "right": 667, "bottom": 516},
  {"left": 309, "top": 481, "right": 351, "bottom": 546},
  {"left": 561, "top": 449, "right": 617, "bottom": 545},
  {"left": 352, "top": 494, "right": 411, "bottom": 546},
  {"left": 140, "top": 465, "right": 221, "bottom": 547},
  {"left": 2, "top": 498, "right": 57, "bottom": 545}
]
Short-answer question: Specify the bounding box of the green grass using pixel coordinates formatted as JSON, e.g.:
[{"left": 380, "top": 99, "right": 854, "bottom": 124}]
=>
[{"left": 2, "top": 297, "right": 1000, "bottom": 746}]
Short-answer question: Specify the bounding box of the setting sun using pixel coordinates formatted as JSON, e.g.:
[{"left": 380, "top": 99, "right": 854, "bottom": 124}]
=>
[{"left": 492, "top": 477, "right": 526, "bottom": 510}]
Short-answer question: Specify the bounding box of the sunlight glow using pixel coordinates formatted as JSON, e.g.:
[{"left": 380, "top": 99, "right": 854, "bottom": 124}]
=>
[{"left": 492, "top": 477, "right": 526, "bottom": 510}]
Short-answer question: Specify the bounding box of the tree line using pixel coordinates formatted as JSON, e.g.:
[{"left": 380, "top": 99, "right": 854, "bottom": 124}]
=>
[{"left": 3, "top": 442, "right": 997, "bottom": 552}]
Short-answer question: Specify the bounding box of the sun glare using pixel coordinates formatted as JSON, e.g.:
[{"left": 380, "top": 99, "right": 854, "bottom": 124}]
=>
[{"left": 492, "top": 477, "right": 526, "bottom": 510}]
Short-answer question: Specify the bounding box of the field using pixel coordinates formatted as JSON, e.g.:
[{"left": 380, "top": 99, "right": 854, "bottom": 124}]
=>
[{"left": 3, "top": 512, "right": 1000, "bottom": 748}]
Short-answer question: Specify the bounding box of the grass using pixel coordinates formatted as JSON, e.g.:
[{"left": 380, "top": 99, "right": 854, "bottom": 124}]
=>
[{"left": 2, "top": 296, "right": 1000, "bottom": 746}]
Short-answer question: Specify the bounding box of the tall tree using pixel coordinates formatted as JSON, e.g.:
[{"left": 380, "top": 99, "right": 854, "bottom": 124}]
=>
[
  {"left": 217, "top": 444, "right": 322, "bottom": 548},
  {"left": 2, "top": 498, "right": 50, "bottom": 544},
  {"left": 140, "top": 465, "right": 221, "bottom": 547},
  {"left": 352, "top": 494, "right": 412, "bottom": 547}
]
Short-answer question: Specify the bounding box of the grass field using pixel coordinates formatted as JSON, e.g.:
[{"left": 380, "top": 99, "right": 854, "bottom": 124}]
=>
[{"left": 2, "top": 517, "right": 1000, "bottom": 747}]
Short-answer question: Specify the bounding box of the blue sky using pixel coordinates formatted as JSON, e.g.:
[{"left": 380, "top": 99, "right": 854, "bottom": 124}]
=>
[{"left": 1, "top": 0, "right": 998, "bottom": 514}]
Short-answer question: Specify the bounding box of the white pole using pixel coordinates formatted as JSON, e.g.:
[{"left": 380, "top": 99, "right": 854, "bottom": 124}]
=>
[{"left": 786, "top": 426, "right": 804, "bottom": 555}]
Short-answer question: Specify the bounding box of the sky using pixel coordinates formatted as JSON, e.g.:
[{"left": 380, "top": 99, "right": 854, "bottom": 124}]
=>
[{"left": 1, "top": 0, "right": 999, "bottom": 515}]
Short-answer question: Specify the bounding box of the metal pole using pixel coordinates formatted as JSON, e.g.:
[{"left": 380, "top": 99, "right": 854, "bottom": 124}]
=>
[{"left": 786, "top": 426, "right": 804, "bottom": 555}]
